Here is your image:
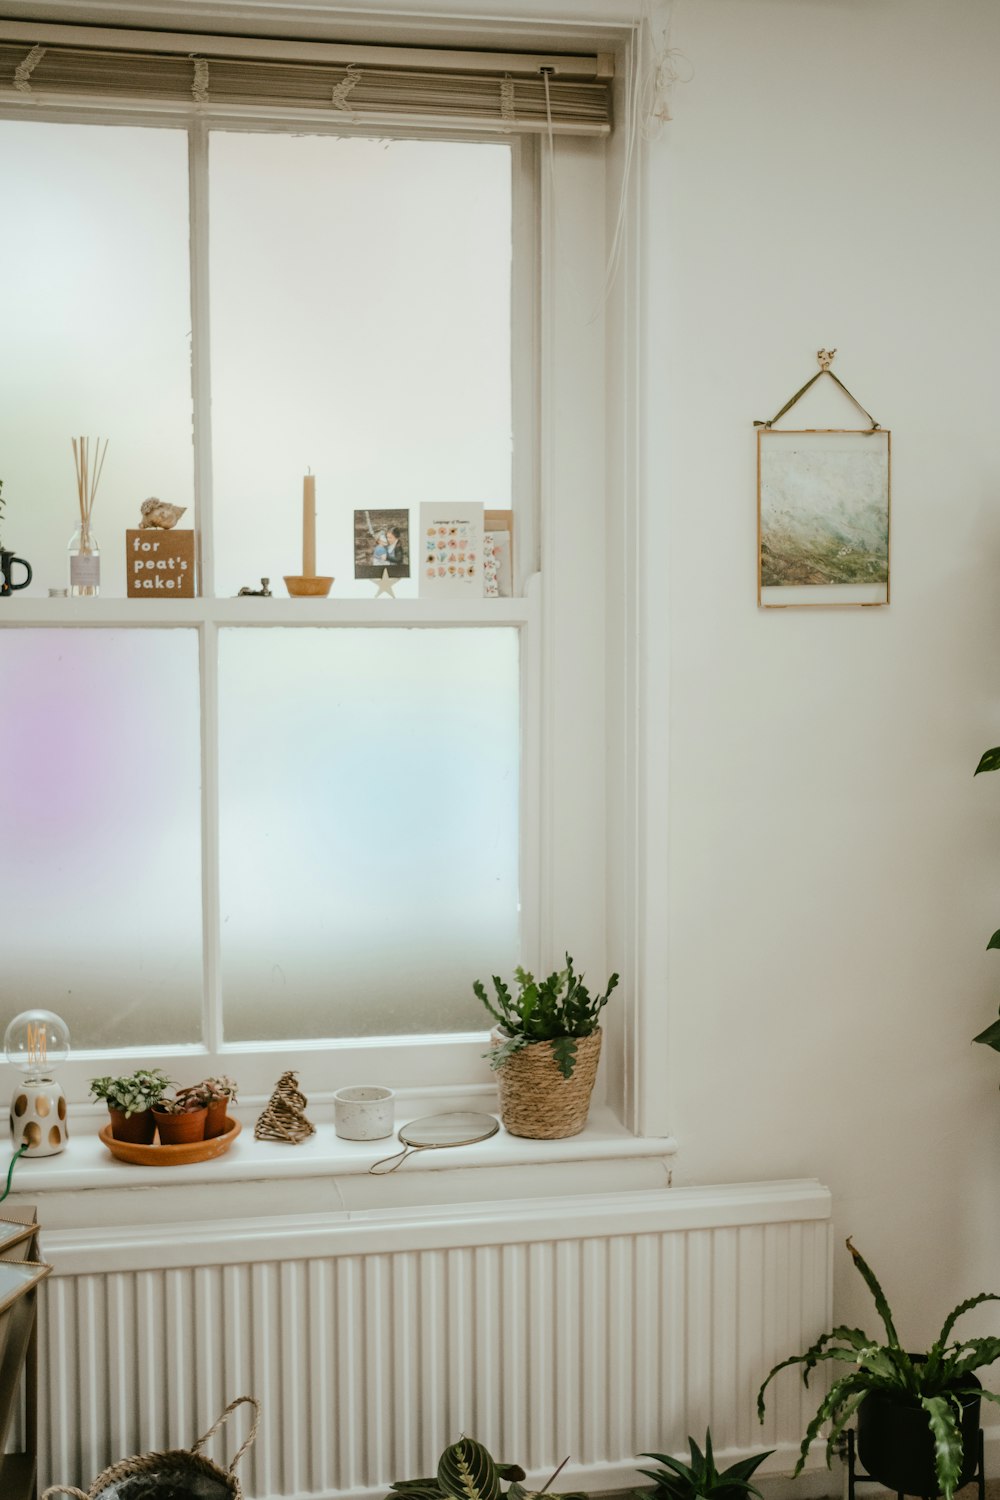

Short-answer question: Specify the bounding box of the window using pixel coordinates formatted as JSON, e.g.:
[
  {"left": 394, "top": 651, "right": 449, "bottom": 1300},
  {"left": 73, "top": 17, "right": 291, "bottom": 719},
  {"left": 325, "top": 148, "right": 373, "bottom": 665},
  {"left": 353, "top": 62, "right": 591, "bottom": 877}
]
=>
[{"left": 0, "top": 19, "right": 626, "bottom": 1116}]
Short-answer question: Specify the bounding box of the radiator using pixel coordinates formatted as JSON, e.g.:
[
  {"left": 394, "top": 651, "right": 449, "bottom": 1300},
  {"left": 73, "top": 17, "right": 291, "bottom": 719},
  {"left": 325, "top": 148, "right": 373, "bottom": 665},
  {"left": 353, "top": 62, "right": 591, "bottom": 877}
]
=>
[{"left": 38, "top": 1180, "right": 832, "bottom": 1500}]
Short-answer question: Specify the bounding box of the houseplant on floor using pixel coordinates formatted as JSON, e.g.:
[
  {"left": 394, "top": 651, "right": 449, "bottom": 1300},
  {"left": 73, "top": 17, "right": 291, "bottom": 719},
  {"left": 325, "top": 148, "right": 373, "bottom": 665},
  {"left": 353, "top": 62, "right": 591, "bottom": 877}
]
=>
[
  {"left": 474, "top": 954, "right": 618, "bottom": 1139},
  {"left": 388, "top": 1435, "right": 585, "bottom": 1500},
  {"left": 757, "top": 1238, "right": 1000, "bottom": 1499},
  {"left": 635, "top": 1430, "right": 773, "bottom": 1500},
  {"left": 90, "top": 1069, "right": 172, "bottom": 1143}
]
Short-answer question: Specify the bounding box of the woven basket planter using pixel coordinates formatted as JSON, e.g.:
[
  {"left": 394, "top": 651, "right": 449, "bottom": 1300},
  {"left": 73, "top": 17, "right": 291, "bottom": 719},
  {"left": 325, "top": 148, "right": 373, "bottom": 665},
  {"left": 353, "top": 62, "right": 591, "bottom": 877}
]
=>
[
  {"left": 491, "top": 1026, "right": 602, "bottom": 1139},
  {"left": 42, "top": 1395, "right": 259, "bottom": 1500}
]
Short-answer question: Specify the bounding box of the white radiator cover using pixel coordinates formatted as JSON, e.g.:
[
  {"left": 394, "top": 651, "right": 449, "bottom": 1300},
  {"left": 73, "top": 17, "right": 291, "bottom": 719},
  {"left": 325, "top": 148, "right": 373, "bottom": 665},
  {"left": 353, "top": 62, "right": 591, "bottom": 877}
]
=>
[{"left": 38, "top": 1181, "right": 832, "bottom": 1500}]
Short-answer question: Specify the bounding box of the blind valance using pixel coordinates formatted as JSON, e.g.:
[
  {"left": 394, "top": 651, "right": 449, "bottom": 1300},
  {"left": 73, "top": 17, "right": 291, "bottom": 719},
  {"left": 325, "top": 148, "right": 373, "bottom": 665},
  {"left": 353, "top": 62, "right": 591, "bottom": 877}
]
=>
[{"left": 0, "top": 21, "right": 613, "bottom": 134}]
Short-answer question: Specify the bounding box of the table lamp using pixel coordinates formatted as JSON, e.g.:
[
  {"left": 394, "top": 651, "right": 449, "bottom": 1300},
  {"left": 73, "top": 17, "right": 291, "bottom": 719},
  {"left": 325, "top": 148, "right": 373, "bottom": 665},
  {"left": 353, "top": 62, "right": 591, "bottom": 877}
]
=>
[{"left": 4, "top": 1010, "right": 71, "bottom": 1156}]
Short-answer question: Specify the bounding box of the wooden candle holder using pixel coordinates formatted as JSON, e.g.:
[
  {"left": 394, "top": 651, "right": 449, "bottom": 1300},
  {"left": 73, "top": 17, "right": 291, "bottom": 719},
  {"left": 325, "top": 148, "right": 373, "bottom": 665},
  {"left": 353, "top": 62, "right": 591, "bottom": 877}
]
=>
[{"left": 284, "top": 574, "right": 333, "bottom": 597}]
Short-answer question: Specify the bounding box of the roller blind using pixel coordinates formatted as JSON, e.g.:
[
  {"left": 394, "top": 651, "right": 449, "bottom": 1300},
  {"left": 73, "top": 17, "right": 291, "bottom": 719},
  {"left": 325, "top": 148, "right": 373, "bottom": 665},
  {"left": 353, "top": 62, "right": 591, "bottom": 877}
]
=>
[{"left": 0, "top": 21, "right": 613, "bottom": 134}]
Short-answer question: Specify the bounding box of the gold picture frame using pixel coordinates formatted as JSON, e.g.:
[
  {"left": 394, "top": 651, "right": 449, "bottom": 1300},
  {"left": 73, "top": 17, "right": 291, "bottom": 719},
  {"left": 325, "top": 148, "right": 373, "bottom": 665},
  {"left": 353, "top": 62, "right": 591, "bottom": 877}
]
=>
[
  {"left": 757, "top": 426, "right": 892, "bottom": 608},
  {"left": 0, "top": 1258, "right": 50, "bottom": 1317}
]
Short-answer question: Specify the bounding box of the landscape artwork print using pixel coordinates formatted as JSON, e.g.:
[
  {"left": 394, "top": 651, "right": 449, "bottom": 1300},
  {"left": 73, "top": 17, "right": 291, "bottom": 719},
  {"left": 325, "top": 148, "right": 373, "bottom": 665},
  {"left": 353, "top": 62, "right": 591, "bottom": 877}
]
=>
[{"left": 758, "top": 429, "right": 891, "bottom": 607}]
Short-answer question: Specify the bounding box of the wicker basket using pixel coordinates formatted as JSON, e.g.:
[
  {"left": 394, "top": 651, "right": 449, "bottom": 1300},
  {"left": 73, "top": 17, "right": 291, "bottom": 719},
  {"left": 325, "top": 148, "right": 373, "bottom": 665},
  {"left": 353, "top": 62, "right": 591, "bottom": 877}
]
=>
[
  {"left": 42, "top": 1395, "right": 259, "bottom": 1500},
  {"left": 491, "top": 1026, "right": 602, "bottom": 1139}
]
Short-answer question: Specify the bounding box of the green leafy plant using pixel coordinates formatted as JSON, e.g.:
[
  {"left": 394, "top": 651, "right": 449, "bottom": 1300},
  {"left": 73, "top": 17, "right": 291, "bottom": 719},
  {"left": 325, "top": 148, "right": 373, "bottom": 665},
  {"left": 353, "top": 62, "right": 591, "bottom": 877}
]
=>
[
  {"left": 757, "top": 1238, "right": 1000, "bottom": 1500},
  {"left": 636, "top": 1431, "right": 773, "bottom": 1500},
  {"left": 473, "top": 955, "right": 619, "bottom": 1079},
  {"left": 152, "top": 1093, "right": 207, "bottom": 1115},
  {"left": 388, "top": 1436, "right": 585, "bottom": 1500},
  {"left": 177, "top": 1074, "right": 239, "bottom": 1105},
  {"left": 973, "top": 747, "right": 1000, "bottom": 1056},
  {"left": 89, "top": 1069, "right": 172, "bottom": 1117}
]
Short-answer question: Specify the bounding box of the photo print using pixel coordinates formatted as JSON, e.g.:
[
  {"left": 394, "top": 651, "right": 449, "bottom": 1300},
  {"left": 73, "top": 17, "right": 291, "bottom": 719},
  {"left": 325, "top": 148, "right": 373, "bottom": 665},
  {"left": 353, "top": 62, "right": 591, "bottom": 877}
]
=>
[{"left": 354, "top": 508, "right": 410, "bottom": 579}]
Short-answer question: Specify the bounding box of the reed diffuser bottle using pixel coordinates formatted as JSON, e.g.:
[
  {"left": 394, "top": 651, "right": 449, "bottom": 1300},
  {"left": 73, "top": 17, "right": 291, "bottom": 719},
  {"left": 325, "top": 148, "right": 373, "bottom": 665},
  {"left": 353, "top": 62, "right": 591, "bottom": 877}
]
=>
[{"left": 69, "top": 436, "right": 108, "bottom": 597}]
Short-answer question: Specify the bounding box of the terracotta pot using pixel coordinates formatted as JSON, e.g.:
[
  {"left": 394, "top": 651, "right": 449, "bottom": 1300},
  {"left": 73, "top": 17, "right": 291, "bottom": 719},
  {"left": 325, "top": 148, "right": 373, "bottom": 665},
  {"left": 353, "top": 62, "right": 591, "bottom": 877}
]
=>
[
  {"left": 857, "top": 1375, "right": 981, "bottom": 1497},
  {"left": 152, "top": 1105, "right": 207, "bottom": 1145},
  {"left": 204, "top": 1098, "right": 230, "bottom": 1140},
  {"left": 491, "top": 1026, "right": 602, "bottom": 1139},
  {"left": 108, "top": 1106, "right": 156, "bottom": 1144}
]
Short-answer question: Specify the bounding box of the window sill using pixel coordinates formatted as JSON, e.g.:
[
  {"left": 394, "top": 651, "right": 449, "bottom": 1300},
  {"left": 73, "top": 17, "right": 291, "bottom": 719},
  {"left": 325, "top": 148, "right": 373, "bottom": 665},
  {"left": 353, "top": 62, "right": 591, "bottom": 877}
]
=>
[{"left": 7, "top": 1105, "right": 677, "bottom": 1230}]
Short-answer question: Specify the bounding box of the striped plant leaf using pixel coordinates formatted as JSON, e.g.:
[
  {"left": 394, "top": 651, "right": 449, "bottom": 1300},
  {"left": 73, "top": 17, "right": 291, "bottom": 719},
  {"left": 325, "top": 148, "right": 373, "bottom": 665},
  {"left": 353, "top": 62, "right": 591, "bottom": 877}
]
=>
[{"left": 439, "top": 1439, "right": 502, "bottom": 1500}]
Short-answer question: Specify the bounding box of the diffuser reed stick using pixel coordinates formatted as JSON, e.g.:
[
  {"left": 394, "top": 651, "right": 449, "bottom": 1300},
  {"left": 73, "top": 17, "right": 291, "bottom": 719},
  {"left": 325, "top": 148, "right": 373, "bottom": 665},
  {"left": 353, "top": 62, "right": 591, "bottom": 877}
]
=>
[{"left": 69, "top": 435, "right": 108, "bottom": 596}]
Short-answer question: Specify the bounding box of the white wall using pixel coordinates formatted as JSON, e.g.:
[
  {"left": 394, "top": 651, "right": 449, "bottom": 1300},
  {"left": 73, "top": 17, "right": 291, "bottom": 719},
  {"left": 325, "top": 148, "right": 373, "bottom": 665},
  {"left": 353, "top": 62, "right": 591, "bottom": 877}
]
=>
[{"left": 646, "top": 0, "right": 1000, "bottom": 1340}]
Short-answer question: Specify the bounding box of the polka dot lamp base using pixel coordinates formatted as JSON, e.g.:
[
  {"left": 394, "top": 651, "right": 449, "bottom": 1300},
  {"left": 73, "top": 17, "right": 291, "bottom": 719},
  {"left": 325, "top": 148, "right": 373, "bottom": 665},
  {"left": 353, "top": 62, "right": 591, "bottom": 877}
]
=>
[{"left": 11, "top": 1080, "right": 67, "bottom": 1155}]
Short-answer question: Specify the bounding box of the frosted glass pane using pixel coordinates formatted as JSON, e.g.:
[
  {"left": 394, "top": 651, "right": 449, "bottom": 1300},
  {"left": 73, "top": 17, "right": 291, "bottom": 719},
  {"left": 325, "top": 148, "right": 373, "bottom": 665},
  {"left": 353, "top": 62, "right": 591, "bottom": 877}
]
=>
[
  {"left": 0, "top": 632, "right": 203, "bottom": 1047},
  {"left": 0, "top": 121, "right": 194, "bottom": 598},
  {"left": 219, "top": 628, "right": 519, "bottom": 1039},
  {"left": 209, "top": 133, "right": 512, "bottom": 599}
]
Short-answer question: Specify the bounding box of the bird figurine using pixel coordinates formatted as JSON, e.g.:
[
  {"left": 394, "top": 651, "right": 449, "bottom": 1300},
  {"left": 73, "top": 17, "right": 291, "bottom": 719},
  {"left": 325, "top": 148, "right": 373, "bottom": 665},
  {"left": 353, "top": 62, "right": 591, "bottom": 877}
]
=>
[{"left": 138, "top": 497, "right": 187, "bottom": 530}]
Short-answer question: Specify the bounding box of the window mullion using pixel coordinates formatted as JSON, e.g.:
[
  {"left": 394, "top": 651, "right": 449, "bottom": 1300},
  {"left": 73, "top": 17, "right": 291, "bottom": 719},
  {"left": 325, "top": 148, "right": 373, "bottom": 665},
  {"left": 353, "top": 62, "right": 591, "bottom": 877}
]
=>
[
  {"left": 188, "top": 117, "right": 215, "bottom": 600},
  {"left": 191, "top": 118, "right": 223, "bottom": 1054},
  {"left": 199, "top": 619, "right": 224, "bottom": 1053}
]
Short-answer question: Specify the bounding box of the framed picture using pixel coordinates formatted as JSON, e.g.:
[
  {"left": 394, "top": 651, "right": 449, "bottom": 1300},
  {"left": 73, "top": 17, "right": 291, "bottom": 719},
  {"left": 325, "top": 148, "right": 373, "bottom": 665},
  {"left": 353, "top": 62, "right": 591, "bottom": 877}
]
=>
[
  {"left": 0, "top": 1215, "right": 36, "bottom": 1261},
  {"left": 0, "top": 1259, "right": 50, "bottom": 1315},
  {"left": 758, "top": 428, "right": 891, "bottom": 608},
  {"left": 354, "top": 508, "right": 410, "bottom": 579}
]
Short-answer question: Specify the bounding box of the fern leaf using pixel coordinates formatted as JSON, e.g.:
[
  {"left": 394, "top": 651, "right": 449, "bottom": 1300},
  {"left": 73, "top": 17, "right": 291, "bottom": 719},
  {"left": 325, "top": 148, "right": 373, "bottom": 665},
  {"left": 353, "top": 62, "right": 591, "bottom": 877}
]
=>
[
  {"left": 920, "top": 1395, "right": 963, "bottom": 1500},
  {"left": 792, "top": 1374, "right": 870, "bottom": 1476},
  {"left": 847, "top": 1239, "right": 900, "bottom": 1348},
  {"left": 936, "top": 1293, "right": 1000, "bottom": 1354}
]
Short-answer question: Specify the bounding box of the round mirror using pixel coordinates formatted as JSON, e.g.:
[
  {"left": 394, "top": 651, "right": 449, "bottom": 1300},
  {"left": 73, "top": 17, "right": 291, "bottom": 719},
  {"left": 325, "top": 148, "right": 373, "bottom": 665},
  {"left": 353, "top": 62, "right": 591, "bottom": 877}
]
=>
[
  {"left": 369, "top": 1110, "right": 499, "bottom": 1173},
  {"left": 399, "top": 1111, "right": 499, "bottom": 1148}
]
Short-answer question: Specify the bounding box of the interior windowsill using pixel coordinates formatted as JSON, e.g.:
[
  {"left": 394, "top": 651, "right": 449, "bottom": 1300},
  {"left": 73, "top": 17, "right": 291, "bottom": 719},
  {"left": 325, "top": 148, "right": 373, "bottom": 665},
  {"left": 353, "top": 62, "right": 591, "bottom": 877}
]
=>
[{"left": 6, "top": 1103, "right": 677, "bottom": 1196}]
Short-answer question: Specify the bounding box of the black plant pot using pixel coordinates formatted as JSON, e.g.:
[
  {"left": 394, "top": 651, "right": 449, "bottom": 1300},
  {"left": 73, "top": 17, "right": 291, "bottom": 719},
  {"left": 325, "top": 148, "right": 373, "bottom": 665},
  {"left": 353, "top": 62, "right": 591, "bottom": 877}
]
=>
[{"left": 857, "top": 1376, "right": 981, "bottom": 1498}]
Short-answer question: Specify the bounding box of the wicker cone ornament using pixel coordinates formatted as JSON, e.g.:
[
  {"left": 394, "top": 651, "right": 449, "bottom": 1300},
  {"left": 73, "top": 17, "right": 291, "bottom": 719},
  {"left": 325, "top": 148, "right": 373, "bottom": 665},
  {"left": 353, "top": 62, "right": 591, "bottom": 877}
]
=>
[
  {"left": 491, "top": 1026, "right": 602, "bottom": 1139},
  {"left": 42, "top": 1394, "right": 260, "bottom": 1500},
  {"left": 255, "top": 1069, "right": 315, "bottom": 1143}
]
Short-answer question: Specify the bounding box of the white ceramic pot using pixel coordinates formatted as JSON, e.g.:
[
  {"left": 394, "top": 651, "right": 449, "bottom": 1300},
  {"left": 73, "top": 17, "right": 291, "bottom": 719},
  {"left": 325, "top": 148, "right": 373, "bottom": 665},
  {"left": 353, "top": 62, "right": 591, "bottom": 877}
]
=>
[{"left": 333, "top": 1085, "right": 395, "bottom": 1141}]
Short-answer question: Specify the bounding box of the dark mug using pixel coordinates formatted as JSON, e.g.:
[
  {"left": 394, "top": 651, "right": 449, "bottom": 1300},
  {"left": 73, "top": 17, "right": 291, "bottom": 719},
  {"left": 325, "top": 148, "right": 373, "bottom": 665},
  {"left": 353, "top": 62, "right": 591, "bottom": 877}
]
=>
[{"left": 0, "top": 549, "right": 32, "bottom": 597}]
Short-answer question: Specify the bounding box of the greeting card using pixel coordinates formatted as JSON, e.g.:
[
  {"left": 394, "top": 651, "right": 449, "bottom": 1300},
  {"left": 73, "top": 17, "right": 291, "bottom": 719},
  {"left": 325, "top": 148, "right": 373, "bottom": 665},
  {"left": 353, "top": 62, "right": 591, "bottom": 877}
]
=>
[{"left": 419, "top": 503, "right": 485, "bottom": 596}]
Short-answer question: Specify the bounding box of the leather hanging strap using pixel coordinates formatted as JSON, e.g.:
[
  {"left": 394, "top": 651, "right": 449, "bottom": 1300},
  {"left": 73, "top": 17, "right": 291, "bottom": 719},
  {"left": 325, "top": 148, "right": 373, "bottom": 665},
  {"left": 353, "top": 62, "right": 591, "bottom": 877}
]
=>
[{"left": 754, "top": 351, "right": 881, "bottom": 431}]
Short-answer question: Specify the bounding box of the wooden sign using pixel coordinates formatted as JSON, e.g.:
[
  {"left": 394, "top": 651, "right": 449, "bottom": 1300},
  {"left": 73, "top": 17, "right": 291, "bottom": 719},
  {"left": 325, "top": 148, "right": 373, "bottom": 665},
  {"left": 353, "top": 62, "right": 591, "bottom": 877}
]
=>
[{"left": 126, "top": 529, "right": 195, "bottom": 597}]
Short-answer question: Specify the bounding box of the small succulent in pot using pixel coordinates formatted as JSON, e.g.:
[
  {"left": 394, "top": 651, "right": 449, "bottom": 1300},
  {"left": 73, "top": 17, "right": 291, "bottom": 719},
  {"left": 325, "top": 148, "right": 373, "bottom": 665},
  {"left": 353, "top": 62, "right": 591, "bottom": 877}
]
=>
[
  {"left": 177, "top": 1075, "right": 239, "bottom": 1105},
  {"left": 474, "top": 954, "right": 619, "bottom": 1079},
  {"left": 90, "top": 1069, "right": 172, "bottom": 1143},
  {"left": 152, "top": 1091, "right": 208, "bottom": 1146},
  {"left": 153, "top": 1093, "right": 209, "bottom": 1115},
  {"left": 177, "top": 1075, "right": 238, "bottom": 1139},
  {"left": 90, "top": 1069, "right": 172, "bottom": 1117},
  {"left": 635, "top": 1430, "right": 774, "bottom": 1500}
]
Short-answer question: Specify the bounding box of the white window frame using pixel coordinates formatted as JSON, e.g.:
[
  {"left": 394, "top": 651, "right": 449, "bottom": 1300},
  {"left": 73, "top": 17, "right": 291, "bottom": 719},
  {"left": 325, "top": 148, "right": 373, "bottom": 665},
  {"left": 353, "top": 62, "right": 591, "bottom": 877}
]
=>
[{"left": 0, "top": 9, "right": 664, "bottom": 1138}]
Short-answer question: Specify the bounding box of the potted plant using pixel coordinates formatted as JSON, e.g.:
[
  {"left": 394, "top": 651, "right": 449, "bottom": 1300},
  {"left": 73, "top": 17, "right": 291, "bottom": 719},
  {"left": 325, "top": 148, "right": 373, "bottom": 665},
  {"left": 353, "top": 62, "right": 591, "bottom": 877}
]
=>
[
  {"left": 389, "top": 1434, "right": 585, "bottom": 1500},
  {"left": 474, "top": 954, "right": 619, "bottom": 1139},
  {"left": 757, "top": 1238, "right": 1000, "bottom": 1499},
  {"left": 177, "top": 1075, "right": 239, "bottom": 1139},
  {"left": 90, "top": 1069, "right": 171, "bottom": 1143},
  {"left": 151, "top": 1092, "right": 209, "bottom": 1146},
  {"left": 635, "top": 1431, "right": 773, "bottom": 1500}
]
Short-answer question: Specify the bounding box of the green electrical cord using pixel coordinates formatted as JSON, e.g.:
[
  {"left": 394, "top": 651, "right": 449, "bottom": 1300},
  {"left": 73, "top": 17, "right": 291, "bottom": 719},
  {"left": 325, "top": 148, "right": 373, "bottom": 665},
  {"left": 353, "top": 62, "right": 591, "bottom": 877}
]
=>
[{"left": 0, "top": 1145, "right": 27, "bottom": 1203}]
